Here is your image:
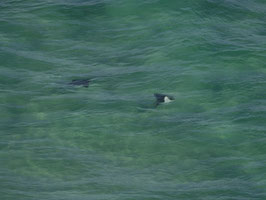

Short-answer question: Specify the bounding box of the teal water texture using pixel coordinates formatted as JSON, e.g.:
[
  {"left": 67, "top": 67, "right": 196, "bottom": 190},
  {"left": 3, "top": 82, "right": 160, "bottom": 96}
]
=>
[{"left": 1, "top": 0, "right": 266, "bottom": 199}]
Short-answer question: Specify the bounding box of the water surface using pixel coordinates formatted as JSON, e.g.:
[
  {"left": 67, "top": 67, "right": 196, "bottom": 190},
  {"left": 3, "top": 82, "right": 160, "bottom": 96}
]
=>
[{"left": 1, "top": 0, "right": 266, "bottom": 199}]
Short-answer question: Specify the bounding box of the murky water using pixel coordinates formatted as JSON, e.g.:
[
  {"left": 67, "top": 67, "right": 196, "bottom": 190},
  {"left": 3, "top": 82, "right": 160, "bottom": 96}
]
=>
[{"left": 1, "top": 0, "right": 266, "bottom": 199}]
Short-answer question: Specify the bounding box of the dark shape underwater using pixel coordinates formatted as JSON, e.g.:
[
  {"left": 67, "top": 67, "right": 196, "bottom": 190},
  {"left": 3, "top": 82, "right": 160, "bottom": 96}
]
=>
[
  {"left": 154, "top": 93, "right": 174, "bottom": 106},
  {"left": 69, "top": 79, "right": 90, "bottom": 88}
]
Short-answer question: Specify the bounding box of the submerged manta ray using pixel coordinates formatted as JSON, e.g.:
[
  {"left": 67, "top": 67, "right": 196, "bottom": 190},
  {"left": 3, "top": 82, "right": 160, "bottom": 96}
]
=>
[
  {"left": 154, "top": 93, "right": 174, "bottom": 106},
  {"left": 69, "top": 79, "right": 90, "bottom": 88}
]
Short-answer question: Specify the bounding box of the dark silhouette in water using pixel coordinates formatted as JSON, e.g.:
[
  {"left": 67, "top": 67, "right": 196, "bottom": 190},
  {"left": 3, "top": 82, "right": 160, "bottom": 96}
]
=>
[
  {"left": 69, "top": 79, "right": 90, "bottom": 88},
  {"left": 154, "top": 93, "right": 174, "bottom": 106}
]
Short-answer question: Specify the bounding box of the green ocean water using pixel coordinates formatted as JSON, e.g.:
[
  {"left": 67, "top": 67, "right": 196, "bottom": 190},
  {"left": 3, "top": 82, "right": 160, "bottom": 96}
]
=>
[{"left": 1, "top": 0, "right": 266, "bottom": 199}]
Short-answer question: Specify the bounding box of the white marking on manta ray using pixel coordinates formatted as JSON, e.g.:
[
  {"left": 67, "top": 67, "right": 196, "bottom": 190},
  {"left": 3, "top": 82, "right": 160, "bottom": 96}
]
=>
[{"left": 164, "top": 96, "right": 172, "bottom": 103}]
